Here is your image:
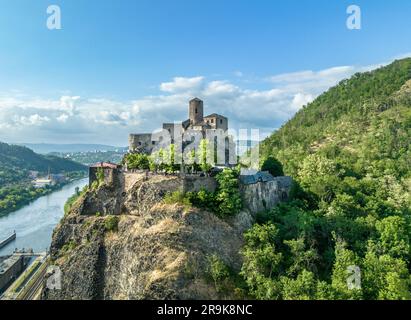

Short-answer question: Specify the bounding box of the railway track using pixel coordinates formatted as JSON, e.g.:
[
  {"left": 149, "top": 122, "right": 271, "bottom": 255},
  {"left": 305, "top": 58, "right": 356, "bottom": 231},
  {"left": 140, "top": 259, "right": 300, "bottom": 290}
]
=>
[{"left": 17, "top": 259, "right": 48, "bottom": 300}]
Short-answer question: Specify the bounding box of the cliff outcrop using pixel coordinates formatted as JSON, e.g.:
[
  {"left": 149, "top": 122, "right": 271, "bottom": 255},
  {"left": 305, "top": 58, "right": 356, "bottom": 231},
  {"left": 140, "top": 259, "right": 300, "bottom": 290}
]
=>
[{"left": 43, "top": 173, "right": 253, "bottom": 300}]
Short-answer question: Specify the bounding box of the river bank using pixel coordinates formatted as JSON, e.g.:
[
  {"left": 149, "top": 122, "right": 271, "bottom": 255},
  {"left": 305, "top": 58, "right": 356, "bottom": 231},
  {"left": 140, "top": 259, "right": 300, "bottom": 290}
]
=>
[
  {"left": 0, "top": 173, "right": 87, "bottom": 218},
  {"left": 0, "top": 178, "right": 88, "bottom": 256}
]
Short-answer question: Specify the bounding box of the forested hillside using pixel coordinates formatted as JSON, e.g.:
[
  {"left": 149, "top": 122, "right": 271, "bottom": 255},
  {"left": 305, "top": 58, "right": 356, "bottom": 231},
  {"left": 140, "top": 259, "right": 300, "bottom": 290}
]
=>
[
  {"left": 0, "top": 142, "right": 86, "bottom": 216},
  {"left": 242, "top": 58, "right": 411, "bottom": 299},
  {"left": 0, "top": 142, "right": 85, "bottom": 186}
]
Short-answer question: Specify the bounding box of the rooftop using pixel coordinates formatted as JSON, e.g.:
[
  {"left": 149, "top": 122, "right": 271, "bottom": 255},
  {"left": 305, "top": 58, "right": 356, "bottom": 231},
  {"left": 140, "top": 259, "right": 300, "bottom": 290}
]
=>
[
  {"left": 204, "top": 113, "right": 227, "bottom": 119},
  {"left": 239, "top": 172, "right": 293, "bottom": 186},
  {"left": 0, "top": 255, "right": 21, "bottom": 275}
]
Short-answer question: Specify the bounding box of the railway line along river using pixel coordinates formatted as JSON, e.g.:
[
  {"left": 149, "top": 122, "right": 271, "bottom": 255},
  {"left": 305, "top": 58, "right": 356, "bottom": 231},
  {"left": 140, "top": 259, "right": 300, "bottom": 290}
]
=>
[{"left": 0, "top": 178, "right": 88, "bottom": 256}]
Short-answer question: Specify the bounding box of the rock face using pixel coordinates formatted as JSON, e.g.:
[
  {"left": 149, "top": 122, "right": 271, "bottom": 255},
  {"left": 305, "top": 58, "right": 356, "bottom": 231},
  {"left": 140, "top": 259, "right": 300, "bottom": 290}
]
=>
[
  {"left": 43, "top": 173, "right": 252, "bottom": 300},
  {"left": 240, "top": 176, "right": 293, "bottom": 214}
]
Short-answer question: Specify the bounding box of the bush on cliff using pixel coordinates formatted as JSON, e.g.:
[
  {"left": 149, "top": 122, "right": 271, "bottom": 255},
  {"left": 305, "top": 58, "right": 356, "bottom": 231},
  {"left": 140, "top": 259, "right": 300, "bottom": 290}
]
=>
[
  {"left": 104, "top": 215, "right": 119, "bottom": 232},
  {"left": 261, "top": 156, "right": 284, "bottom": 177},
  {"left": 214, "top": 168, "right": 243, "bottom": 217},
  {"left": 124, "top": 153, "right": 150, "bottom": 170},
  {"left": 164, "top": 191, "right": 192, "bottom": 210}
]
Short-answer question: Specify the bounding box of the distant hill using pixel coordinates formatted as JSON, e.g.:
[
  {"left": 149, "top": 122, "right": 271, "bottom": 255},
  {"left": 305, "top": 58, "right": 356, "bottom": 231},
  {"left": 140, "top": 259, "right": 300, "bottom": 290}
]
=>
[
  {"left": 18, "top": 143, "right": 127, "bottom": 154},
  {"left": 0, "top": 142, "right": 86, "bottom": 186}
]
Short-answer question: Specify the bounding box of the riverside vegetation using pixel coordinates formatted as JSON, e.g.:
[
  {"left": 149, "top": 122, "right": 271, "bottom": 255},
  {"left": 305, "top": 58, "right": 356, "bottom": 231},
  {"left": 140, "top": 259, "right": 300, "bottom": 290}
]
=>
[{"left": 0, "top": 142, "right": 87, "bottom": 216}]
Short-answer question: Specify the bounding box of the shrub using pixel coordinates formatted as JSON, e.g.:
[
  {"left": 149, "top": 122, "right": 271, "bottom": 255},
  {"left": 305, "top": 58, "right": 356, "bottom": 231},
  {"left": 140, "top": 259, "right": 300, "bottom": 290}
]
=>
[
  {"left": 125, "top": 153, "right": 150, "bottom": 170},
  {"left": 187, "top": 189, "right": 216, "bottom": 211},
  {"left": 207, "top": 254, "right": 230, "bottom": 292},
  {"left": 96, "top": 167, "right": 105, "bottom": 185},
  {"left": 261, "top": 156, "right": 284, "bottom": 177},
  {"left": 104, "top": 215, "right": 119, "bottom": 232},
  {"left": 60, "top": 241, "right": 77, "bottom": 256},
  {"left": 184, "top": 169, "right": 243, "bottom": 218},
  {"left": 215, "top": 169, "right": 243, "bottom": 217},
  {"left": 164, "top": 191, "right": 192, "bottom": 209}
]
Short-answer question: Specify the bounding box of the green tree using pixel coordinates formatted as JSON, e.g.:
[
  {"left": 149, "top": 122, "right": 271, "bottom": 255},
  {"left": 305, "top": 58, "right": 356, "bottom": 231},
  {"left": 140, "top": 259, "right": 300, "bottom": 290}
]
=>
[
  {"left": 104, "top": 215, "right": 119, "bottom": 232},
  {"left": 280, "top": 270, "right": 317, "bottom": 300},
  {"left": 330, "top": 240, "right": 363, "bottom": 299},
  {"left": 241, "top": 223, "right": 283, "bottom": 299},
  {"left": 215, "top": 169, "right": 242, "bottom": 217},
  {"left": 363, "top": 252, "right": 411, "bottom": 300},
  {"left": 298, "top": 154, "right": 341, "bottom": 202},
  {"left": 261, "top": 157, "right": 284, "bottom": 177},
  {"left": 125, "top": 153, "right": 150, "bottom": 170},
  {"left": 375, "top": 216, "right": 410, "bottom": 259},
  {"left": 283, "top": 238, "right": 319, "bottom": 277},
  {"left": 199, "top": 139, "right": 213, "bottom": 173},
  {"left": 207, "top": 254, "right": 230, "bottom": 292}
]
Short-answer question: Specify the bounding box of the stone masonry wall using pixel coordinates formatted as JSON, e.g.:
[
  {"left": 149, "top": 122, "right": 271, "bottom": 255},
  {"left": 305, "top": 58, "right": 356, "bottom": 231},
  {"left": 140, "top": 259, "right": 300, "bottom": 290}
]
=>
[{"left": 240, "top": 176, "right": 293, "bottom": 215}]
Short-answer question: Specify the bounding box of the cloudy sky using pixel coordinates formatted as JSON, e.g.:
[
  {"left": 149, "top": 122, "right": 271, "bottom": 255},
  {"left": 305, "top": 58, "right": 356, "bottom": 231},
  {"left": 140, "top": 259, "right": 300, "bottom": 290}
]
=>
[{"left": 1, "top": 1, "right": 411, "bottom": 146}]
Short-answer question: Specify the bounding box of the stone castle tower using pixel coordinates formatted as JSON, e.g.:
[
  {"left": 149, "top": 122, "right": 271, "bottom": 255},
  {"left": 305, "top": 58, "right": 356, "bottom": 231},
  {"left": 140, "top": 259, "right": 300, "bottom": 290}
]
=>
[{"left": 189, "top": 98, "right": 204, "bottom": 125}]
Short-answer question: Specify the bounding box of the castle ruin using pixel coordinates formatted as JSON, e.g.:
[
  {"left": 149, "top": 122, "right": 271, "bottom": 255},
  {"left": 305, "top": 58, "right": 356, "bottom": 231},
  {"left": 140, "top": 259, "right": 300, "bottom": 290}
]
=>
[{"left": 129, "top": 98, "right": 234, "bottom": 165}]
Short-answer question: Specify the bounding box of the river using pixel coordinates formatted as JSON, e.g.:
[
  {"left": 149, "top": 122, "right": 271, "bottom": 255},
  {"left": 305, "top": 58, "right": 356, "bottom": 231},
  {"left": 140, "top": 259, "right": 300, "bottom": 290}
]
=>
[{"left": 0, "top": 178, "right": 88, "bottom": 256}]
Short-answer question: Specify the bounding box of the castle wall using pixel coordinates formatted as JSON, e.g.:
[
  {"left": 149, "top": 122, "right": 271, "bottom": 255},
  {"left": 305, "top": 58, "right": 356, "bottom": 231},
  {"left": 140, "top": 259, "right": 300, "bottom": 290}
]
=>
[
  {"left": 89, "top": 167, "right": 122, "bottom": 188},
  {"left": 204, "top": 115, "right": 228, "bottom": 131},
  {"left": 162, "top": 123, "right": 184, "bottom": 143},
  {"left": 182, "top": 175, "right": 217, "bottom": 193},
  {"left": 129, "top": 133, "right": 154, "bottom": 154},
  {"left": 240, "top": 176, "right": 293, "bottom": 214}
]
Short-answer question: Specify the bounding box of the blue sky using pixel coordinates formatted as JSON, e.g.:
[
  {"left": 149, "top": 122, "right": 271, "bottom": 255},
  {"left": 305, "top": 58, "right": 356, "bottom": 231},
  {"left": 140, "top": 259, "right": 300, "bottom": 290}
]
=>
[{"left": 0, "top": 0, "right": 411, "bottom": 145}]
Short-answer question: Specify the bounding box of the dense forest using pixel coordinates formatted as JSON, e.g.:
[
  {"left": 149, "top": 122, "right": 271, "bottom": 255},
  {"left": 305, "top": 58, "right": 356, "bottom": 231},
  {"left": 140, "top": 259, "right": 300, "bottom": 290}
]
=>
[
  {"left": 239, "top": 59, "right": 411, "bottom": 299},
  {"left": 0, "top": 142, "right": 86, "bottom": 216}
]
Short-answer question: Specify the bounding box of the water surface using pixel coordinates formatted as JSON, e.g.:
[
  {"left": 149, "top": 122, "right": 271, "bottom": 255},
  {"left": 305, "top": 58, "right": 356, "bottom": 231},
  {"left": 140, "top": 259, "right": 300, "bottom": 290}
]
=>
[{"left": 0, "top": 179, "right": 88, "bottom": 256}]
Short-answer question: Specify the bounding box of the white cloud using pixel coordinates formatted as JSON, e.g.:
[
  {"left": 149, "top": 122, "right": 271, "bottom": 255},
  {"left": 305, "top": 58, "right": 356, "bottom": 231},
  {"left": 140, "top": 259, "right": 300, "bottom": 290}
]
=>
[
  {"left": 0, "top": 56, "right": 404, "bottom": 145},
  {"left": 160, "top": 76, "right": 204, "bottom": 93},
  {"left": 56, "top": 113, "right": 69, "bottom": 123},
  {"left": 292, "top": 93, "right": 314, "bottom": 110},
  {"left": 60, "top": 96, "right": 80, "bottom": 115},
  {"left": 204, "top": 81, "right": 239, "bottom": 97},
  {"left": 18, "top": 114, "right": 50, "bottom": 126}
]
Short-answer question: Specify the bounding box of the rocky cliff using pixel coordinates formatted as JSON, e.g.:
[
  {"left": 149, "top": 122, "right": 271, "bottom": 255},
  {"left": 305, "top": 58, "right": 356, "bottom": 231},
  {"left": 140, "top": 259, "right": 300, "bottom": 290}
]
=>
[{"left": 43, "top": 173, "right": 253, "bottom": 300}]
